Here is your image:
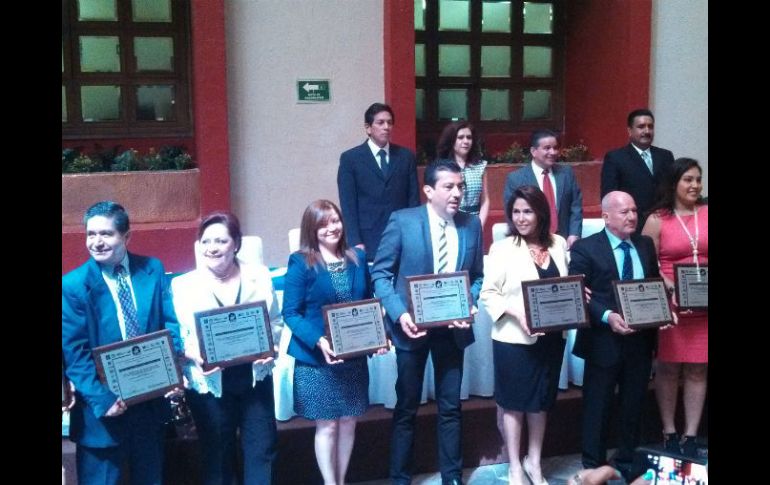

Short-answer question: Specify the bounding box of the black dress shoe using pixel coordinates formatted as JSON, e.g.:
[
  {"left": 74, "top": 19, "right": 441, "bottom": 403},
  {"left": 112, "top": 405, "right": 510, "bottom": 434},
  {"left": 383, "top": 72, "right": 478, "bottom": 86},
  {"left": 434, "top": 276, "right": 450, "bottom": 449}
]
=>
[{"left": 663, "top": 432, "right": 682, "bottom": 454}]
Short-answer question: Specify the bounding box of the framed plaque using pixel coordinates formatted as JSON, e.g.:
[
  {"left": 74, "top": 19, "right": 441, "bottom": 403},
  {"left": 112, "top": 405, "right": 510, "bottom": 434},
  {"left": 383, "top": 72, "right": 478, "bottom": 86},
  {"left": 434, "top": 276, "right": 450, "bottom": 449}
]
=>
[
  {"left": 673, "top": 264, "right": 708, "bottom": 311},
  {"left": 92, "top": 330, "right": 182, "bottom": 406},
  {"left": 612, "top": 278, "right": 673, "bottom": 329},
  {"left": 322, "top": 298, "right": 389, "bottom": 359},
  {"left": 195, "top": 300, "right": 275, "bottom": 371},
  {"left": 62, "top": 364, "right": 70, "bottom": 409},
  {"left": 406, "top": 270, "right": 472, "bottom": 328},
  {"left": 521, "top": 275, "right": 590, "bottom": 332}
]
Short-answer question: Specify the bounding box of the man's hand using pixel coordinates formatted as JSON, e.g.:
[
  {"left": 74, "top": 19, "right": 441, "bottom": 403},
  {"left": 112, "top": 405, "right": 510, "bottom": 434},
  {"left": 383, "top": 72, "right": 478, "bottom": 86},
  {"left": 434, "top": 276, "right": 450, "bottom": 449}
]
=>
[
  {"left": 399, "top": 313, "right": 427, "bottom": 339},
  {"left": 607, "top": 312, "right": 635, "bottom": 335},
  {"left": 566, "top": 235, "right": 580, "bottom": 250}
]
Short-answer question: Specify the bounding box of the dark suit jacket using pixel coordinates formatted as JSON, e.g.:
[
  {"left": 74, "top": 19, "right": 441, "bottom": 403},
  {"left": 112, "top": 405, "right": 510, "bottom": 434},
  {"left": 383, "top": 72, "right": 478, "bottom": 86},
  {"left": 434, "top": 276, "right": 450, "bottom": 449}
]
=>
[
  {"left": 371, "top": 206, "right": 484, "bottom": 351},
  {"left": 62, "top": 253, "right": 181, "bottom": 448},
  {"left": 337, "top": 141, "right": 420, "bottom": 260},
  {"left": 568, "top": 230, "right": 657, "bottom": 367},
  {"left": 601, "top": 143, "right": 674, "bottom": 230},
  {"left": 282, "top": 247, "right": 372, "bottom": 366},
  {"left": 503, "top": 163, "right": 583, "bottom": 238}
]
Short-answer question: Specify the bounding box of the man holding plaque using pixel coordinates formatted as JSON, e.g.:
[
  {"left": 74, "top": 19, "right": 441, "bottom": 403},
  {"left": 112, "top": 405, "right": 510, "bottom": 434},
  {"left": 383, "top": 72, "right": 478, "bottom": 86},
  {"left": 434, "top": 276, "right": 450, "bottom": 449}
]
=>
[
  {"left": 62, "top": 201, "right": 181, "bottom": 485},
  {"left": 372, "top": 159, "right": 484, "bottom": 485},
  {"left": 568, "top": 191, "right": 659, "bottom": 482}
]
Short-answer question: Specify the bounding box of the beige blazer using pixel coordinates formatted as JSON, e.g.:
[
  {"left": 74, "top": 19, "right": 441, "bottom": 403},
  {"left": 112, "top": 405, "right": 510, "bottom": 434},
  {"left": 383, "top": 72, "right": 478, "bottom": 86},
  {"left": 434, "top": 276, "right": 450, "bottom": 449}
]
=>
[
  {"left": 171, "top": 261, "right": 283, "bottom": 397},
  {"left": 480, "top": 235, "right": 569, "bottom": 345}
]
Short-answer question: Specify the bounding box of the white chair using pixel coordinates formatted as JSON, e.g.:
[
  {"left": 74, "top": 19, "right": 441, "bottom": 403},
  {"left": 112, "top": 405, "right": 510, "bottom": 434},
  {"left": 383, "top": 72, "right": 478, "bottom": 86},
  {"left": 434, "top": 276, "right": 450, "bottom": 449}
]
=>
[
  {"left": 288, "top": 227, "right": 300, "bottom": 254},
  {"left": 581, "top": 218, "right": 605, "bottom": 238},
  {"left": 238, "top": 235, "right": 264, "bottom": 266},
  {"left": 491, "top": 222, "right": 508, "bottom": 243}
]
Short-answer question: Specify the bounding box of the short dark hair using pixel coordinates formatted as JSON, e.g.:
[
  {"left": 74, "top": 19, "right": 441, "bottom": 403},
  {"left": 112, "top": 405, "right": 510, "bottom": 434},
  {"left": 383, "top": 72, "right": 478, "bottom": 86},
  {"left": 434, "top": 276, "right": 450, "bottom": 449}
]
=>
[
  {"left": 436, "top": 121, "right": 482, "bottom": 165},
  {"left": 197, "top": 211, "right": 243, "bottom": 253},
  {"left": 505, "top": 185, "right": 554, "bottom": 248},
  {"left": 424, "top": 159, "right": 462, "bottom": 188},
  {"left": 364, "top": 103, "right": 395, "bottom": 125},
  {"left": 298, "top": 199, "right": 358, "bottom": 268},
  {"left": 83, "top": 201, "right": 130, "bottom": 234},
  {"left": 530, "top": 129, "right": 558, "bottom": 149},
  {"left": 627, "top": 108, "right": 655, "bottom": 127},
  {"left": 649, "top": 157, "right": 705, "bottom": 216}
]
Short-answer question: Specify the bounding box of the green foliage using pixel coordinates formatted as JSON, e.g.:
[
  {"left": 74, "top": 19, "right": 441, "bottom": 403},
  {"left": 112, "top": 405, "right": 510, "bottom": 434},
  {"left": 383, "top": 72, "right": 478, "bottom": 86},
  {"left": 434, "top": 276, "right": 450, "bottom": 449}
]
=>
[
  {"left": 488, "top": 142, "right": 529, "bottom": 164},
  {"left": 559, "top": 143, "right": 590, "bottom": 163},
  {"left": 62, "top": 145, "right": 195, "bottom": 173}
]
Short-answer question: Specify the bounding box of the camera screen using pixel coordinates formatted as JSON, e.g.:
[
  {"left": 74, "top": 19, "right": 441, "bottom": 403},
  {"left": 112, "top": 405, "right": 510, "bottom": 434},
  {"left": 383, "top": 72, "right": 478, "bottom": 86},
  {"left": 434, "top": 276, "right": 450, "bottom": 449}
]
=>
[{"left": 641, "top": 451, "right": 708, "bottom": 485}]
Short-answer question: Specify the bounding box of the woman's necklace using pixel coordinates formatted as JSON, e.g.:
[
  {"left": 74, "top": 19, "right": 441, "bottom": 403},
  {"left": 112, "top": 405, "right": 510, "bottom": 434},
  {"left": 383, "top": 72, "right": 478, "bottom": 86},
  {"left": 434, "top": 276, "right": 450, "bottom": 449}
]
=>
[
  {"left": 528, "top": 244, "right": 549, "bottom": 268},
  {"left": 673, "top": 206, "right": 700, "bottom": 267}
]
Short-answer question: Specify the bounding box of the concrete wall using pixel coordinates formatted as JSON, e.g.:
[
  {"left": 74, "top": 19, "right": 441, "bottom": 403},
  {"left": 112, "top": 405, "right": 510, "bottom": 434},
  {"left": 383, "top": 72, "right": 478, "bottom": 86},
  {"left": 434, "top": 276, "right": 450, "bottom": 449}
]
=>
[
  {"left": 650, "top": 0, "right": 708, "bottom": 195},
  {"left": 226, "top": 0, "right": 384, "bottom": 266}
]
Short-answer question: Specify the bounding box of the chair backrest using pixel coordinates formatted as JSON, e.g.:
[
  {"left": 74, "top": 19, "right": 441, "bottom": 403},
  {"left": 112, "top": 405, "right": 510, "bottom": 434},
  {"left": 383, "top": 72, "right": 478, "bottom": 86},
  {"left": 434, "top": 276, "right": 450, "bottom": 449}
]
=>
[
  {"left": 288, "top": 227, "right": 301, "bottom": 254},
  {"left": 581, "top": 218, "right": 605, "bottom": 239},
  {"left": 239, "top": 235, "right": 264, "bottom": 266},
  {"left": 492, "top": 222, "right": 508, "bottom": 243}
]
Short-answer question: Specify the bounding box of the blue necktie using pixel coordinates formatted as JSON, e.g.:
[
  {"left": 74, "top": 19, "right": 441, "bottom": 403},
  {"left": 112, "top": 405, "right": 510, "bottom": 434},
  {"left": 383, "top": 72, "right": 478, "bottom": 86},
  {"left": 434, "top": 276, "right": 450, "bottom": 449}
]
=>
[
  {"left": 619, "top": 241, "right": 634, "bottom": 280},
  {"left": 378, "top": 149, "right": 389, "bottom": 178},
  {"left": 114, "top": 264, "right": 141, "bottom": 339},
  {"left": 640, "top": 150, "right": 653, "bottom": 174}
]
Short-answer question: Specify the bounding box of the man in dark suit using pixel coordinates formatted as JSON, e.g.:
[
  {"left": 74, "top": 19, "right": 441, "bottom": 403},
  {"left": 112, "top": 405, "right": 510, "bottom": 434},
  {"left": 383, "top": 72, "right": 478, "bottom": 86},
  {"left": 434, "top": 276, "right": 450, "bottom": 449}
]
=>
[
  {"left": 62, "top": 201, "right": 181, "bottom": 485},
  {"left": 503, "top": 129, "right": 583, "bottom": 248},
  {"left": 601, "top": 108, "right": 675, "bottom": 232},
  {"left": 338, "top": 102, "right": 420, "bottom": 261},
  {"left": 568, "top": 191, "right": 659, "bottom": 482},
  {"left": 371, "top": 159, "right": 484, "bottom": 485}
]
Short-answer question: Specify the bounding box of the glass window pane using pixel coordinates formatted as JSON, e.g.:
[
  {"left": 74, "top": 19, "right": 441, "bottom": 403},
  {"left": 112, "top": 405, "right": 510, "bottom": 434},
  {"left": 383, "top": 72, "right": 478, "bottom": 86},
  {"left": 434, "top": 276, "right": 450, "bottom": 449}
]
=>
[
  {"left": 415, "top": 44, "right": 426, "bottom": 76},
  {"left": 481, "top": 89, "right": 510, "bottom": 120},
  {"left": 522, "top": 89, "right": 551, "bottom": 120},
  {"left": 481, "top": 46, "right": 511, "bottom": 77},
  {"left": 523, "top": 46, "right": 552, "bottom": 77},
  {"left": 134, "top": 37, "right": 174, "bottom": 72},
  {"left": 81, "top": 85, "right": 121, "bottom": 122},
  {"left": 439, "top": 45, "right": 470, "bottom": 77},
  {"left": 439, "top": 0, "right": 470, "bottom": 31},
  {"left": 136, "top": 85, "right": 176, "bottom": 121},
  {"left": 78, "top": 0, "right": 117, "bottom": 21},
  {"left": 132, "top": 0, "right": 172, "bottom": 22},
  {"left": 416, "top": 88, "right": 425, "bottom": 120},
  {"left": 62, "top": 86, "right": 67, "bottom": 122},
  {"left": 482, "top": 1, "right": 511, "bottom": 33},
  {"left": 415, "top": 0, "right": 425, "bottom": 30},
  {"left": 438, "top": 89, "right": 467, "bottom": 120},
  {"left": 80, "top": 36, "right": 121, "bottom": 72},
  {"left": 523, "top": 2, "right": 553, "bottom": 34}
]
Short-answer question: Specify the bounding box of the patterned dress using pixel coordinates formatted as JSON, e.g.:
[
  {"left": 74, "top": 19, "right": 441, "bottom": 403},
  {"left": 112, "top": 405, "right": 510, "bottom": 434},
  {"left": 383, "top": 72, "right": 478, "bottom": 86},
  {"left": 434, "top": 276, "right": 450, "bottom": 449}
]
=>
[
  {"left": 459, "top": 160, "right": 488, "bottom": 215},
  {"left": 656, "top": 205, "right": 708, "bottom": 363},
  {"left": 293, "top": 261, "right": 370, "bottom": 419}
]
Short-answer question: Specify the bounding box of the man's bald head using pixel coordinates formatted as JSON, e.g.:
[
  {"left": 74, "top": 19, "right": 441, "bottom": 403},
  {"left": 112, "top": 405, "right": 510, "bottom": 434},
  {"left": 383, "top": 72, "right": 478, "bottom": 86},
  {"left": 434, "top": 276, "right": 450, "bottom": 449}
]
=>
[{"left": 602, "top": 191, "right": 638, "bottom": 239}]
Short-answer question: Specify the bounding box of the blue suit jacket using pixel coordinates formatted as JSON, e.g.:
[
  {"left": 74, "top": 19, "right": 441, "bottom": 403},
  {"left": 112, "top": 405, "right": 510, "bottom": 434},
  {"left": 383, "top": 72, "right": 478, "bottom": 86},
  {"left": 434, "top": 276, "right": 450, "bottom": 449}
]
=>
[
  {"left": 62, "top": 253, "right": 181, "bottom": 448},
  {"left": 371, "top": 206, "right": 484, "bottom": 351},
  {"left": 282, "top": 248, "right": 373, "bottom": 366},
  {"left": 337, "top": 141, "right": 420, "bottom": 261},
  {"left": 601, "top": 143, "right": 674, "bottom": 231},
  {"left": 568, "top": 230, "right": 658, "bottom": 367},
  {"left": 502, "top": 163, "right": 583, "bottom": 239}
]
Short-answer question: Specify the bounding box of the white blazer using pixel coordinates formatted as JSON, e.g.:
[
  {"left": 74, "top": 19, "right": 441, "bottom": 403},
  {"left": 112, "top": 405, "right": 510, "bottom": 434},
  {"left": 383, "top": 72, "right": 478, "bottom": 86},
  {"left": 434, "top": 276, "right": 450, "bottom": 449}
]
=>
[
  {"left": 171, "top": 261, "right": 283, "bottom": 397},
  {"left": 480, "top": 235, "right": 569, "bottom": 345}
]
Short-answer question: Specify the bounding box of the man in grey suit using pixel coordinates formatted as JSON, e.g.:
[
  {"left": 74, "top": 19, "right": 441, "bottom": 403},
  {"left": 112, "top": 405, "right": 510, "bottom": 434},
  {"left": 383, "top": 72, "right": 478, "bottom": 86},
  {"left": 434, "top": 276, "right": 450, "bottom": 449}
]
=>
[
  {"left": 503, "top": 129, "right": 583, "bottom": 248},
  {"left": 371, "top": 159, "right": 484, "bottom": 485},
  {"left": 601, "top": 108, "right": 674, "bottom": 233},
  {"left": 338, "top": 102, "right": 420, "bottom": 261}
]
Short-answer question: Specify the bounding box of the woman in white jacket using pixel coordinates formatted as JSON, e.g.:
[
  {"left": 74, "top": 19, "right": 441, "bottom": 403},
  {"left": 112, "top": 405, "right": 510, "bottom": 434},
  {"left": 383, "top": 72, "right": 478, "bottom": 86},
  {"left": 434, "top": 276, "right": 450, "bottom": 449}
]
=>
[{"left": 480, "top": 185, "right": 570, "bottom": 485}]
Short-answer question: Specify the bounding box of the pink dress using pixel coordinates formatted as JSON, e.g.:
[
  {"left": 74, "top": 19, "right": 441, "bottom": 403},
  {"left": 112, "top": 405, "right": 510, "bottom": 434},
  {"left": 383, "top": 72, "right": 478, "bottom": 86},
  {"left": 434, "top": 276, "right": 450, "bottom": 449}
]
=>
[{"left": 656, "top": 205, "right": 708, "bottom": 363}]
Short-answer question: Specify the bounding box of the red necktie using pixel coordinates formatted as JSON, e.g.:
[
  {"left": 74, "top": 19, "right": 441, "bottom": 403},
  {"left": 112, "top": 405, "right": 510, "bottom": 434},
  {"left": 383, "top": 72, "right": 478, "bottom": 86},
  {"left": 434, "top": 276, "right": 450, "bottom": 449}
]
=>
[{"left": 542, "top": 169, "right": 558, "bottom": 234}]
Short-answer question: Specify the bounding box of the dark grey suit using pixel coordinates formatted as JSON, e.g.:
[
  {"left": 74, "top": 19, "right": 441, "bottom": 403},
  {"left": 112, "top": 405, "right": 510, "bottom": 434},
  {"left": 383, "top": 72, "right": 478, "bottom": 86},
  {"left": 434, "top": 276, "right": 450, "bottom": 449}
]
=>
[
  {"left": 337, "top": 141, "right": 420, "bottom": 261},
  {"left": 503, "top": 162, "right": 583, "bottom": 239},
  {"left": 371, "top": 205, "right": 483, "bottom": 484}
]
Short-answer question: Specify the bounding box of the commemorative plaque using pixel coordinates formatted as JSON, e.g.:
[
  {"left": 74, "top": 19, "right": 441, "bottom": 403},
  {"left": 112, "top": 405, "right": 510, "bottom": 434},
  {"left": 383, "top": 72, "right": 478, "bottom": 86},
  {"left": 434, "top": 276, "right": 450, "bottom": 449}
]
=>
[
  {"left": 92, "top": 329, "right": 182, "bottom": 406},
  {"left": 322, "top": 298, "right": 389, "bottom": 359},
  {"left": 612, "top": 278, "right": 673, "bottom": 329},
  {"left": 673, "top": 264, "right": 708, "bottom": 311},
  {"left": 406, "top": 271, "right": 472, "bottom": 328},
  {"left": 521, "top": 275, "right": 589, "bottom": 332},
  {"left": 195, "top": 300, "right": 275, "bottom": 371}
]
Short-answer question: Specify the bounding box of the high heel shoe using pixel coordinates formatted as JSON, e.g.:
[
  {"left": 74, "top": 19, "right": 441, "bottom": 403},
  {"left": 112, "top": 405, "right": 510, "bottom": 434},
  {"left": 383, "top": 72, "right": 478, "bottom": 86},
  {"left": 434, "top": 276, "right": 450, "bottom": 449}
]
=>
[
  {"left": 522, "top": 455, "right": 549, "bottom": 485},
  {"left": 663, "top": 431, "right": 681, "bottom": 454}
]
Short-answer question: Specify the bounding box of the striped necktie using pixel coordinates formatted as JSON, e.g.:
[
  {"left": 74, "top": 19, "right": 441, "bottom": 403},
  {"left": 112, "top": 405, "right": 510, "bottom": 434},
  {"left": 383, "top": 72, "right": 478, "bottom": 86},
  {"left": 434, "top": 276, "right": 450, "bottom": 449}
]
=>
[
  {"left": 436, "top": 219, "right": 448, "bottom": 273},
  {"left": 114, "top": 264, "right": 141, "bottom": 339}
]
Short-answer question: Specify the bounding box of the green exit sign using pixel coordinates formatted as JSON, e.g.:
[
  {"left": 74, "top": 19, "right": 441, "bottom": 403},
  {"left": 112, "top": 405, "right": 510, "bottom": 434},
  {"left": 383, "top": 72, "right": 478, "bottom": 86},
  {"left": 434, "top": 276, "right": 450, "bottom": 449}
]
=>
[{"left": 297, "top": 79, "right": 331, "bottom": 103}]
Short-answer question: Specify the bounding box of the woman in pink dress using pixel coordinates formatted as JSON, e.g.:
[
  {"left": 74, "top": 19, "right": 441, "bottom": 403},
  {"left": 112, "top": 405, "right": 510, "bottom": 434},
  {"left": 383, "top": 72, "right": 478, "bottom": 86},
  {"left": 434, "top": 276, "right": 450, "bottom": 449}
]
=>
[{"left": 642, "top": 158, "right": 707, "bottom": 457}]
